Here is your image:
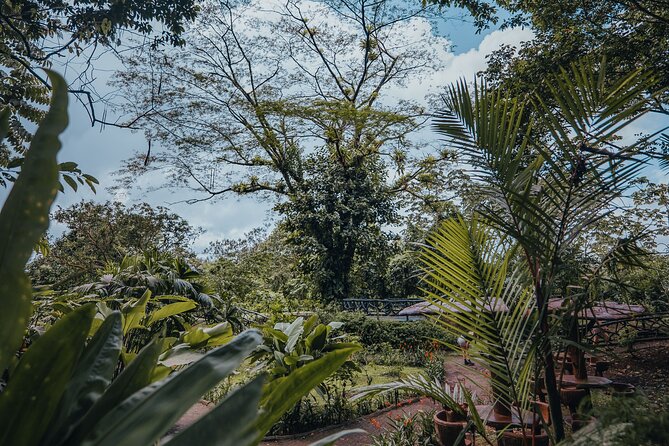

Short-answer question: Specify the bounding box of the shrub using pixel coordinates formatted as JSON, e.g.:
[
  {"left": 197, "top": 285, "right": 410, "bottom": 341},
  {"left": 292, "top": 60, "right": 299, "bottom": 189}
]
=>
[
  {"left": 567, "top": 395, "right": 669, "bottom": 445},
  {"left": 323, "top": 311, "right": 455, "bottom": 352},
  {"left": 370, "top": 410, "right": 438, "bottom": 446}
]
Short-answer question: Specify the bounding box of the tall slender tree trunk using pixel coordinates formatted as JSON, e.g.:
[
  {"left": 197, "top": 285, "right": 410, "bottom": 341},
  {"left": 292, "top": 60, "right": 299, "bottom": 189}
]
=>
[
  {"left": 542, "top": 345, "right": 565, "bottom": 441},
  {"left": 535, "top": 285, "right": 565, "bottom": 441}
]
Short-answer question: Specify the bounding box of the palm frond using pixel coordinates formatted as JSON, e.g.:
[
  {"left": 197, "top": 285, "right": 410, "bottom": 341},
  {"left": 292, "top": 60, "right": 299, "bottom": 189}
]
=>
[
  {"left": 536, "top": 56, "right": 664, "bottom": 149},
  {"left": 658, "top": 134, "right": 669, "bottom": 172},
  {"left": 350, "top": 374, "right": 471, "bottom": 412},
  {"left": 434, "top": 79, "right": 559, "bottom": 260},
  {"left": 420, "top": 215, "right": 539, "bottom": 414},
  {"left": 434, "top": 60, "right": 655, "bottom": 270},
  {"left": 434, "top": 79, "right": 532, "bottom": 183}
]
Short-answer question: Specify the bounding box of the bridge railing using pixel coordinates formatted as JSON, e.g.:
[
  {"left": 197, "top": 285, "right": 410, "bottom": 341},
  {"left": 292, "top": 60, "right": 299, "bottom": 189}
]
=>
[{"left": 341, "top": 298, "right": 422, "bottom": 317}]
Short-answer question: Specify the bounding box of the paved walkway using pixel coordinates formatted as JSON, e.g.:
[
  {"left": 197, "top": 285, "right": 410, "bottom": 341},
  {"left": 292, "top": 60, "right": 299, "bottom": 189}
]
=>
[
  {"left": 260, "top": 397, "right": 440, "bottom": 446},
  {"left": 170, "top": 354, "right": 491, "bottom": 445}
]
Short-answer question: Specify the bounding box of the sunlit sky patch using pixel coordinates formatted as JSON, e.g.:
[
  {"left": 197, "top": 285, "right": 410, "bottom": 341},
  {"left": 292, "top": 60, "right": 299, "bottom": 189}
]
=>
[{"left": 7, "top": 2, "right": 665, "bottom": 255}]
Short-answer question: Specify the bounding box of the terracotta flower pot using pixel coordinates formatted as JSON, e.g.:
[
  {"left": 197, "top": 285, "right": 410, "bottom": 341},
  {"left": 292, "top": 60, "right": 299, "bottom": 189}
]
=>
[
  {"left": 499, "top": 429, "right": 549, "bottom": 446},
  {"left": 445, "top": 403, "right": 468, "bottom": 422},
  {"left": 511, "top": 401, "right": 551, "bottom": 426},
  {"left": 434, "top": 410, "right": 467, "bottom": 446},
  {"left": 532, "top": 401, "right": 551, "bottom": 426}
]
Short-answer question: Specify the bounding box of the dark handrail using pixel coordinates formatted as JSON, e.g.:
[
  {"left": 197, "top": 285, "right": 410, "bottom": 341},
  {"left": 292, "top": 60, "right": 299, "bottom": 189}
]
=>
[{"left": 341, "top": 298, "right": 422, "bottom": 316}]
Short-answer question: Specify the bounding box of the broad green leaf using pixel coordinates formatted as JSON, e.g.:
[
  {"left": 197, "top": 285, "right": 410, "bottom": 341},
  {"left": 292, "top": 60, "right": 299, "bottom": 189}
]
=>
[
  {"left": 303, "top": 314, "right": 320, "bottom": 335},
  {"left": 165, "top": 376, "right": 265, "bottom": 446},
  {"left": 182, "top": 322, "right": 233, "bottom": 347},
  {"left": 265, "top": 327, "right": 288, "bottom": 343},
  {"left": 88, "top": 316, "right": 105, "bottom": 337},
  {"left": 305, "top": 325, "right": 327, "bottom": 351},
  {"left": 308, "top": 429, "right": 367, "bottom": 446},
  {"left": 63, "top": 174, "right": 78, "bottom": 191},
  {"left": 122, "top": 290, "right": 150, "bottom": 334},
  {"left": 159, "top": 343, "right": 204, "bottom": 367},
  {"left": 80, "top": 330, "right": 262, "bottom": 446},
  {"left": 66, "top": 339, "right": 163, "bottom": 445},
  {"left": 0, "top": 70, "right": 68, "bottom": 374},
  {"left": 46, "top": 312, "right": 123, "bottom": 445},
  {"left": 284, "top": 317, "right": 304, "bottom": 353},
  {"left": 151, "top": 364, "right": 172, "bottom": 382},
  {"left": 154, "top": 295, "right": 192, "bottom": 302},
  {"left": 83, "top": 173, "right": 99, "bottom": 183},
  {"left": 146, "top": 301, "right": 197, "bottom": 326},
  {"left": 58, "top": 161, "right": 78, "bottom": 171},
  {"left": 256, "top": 344, "right": 361, "bottom": 440},
  {"left": 327, "top": 321, "right": 344, "bottom": 331},
  {"left": 0, "top": 304, "right": 94, "bottom": 446}
]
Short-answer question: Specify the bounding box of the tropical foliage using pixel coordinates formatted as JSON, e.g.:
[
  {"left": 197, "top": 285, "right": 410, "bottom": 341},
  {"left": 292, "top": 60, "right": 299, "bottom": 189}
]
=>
[
  {"left": 72, "top": 251, "right": 214, "bottom": 306},
  {"left": 31, "top": 249, "right": 228, "bottom": 365},
  {"left": 0, "top": 72, "right": 359, "bottom": 446},
  {"left": 28, "top": 201, "right": 200, "bottom": 289},
  {"left": 4, "top": 1, "right": 669, "bottom": 444},
  {"left": 352, "top": 373, "right": 473, "bottom": 413},
  {"left": 484, "top": 0, "right": 669, "bottom": 113},
  {"left": 423, "top": 57, "right": 665, "bottom": 441},
  {"left": 422, "top": 217, "right": 538, "bottom": 421}
]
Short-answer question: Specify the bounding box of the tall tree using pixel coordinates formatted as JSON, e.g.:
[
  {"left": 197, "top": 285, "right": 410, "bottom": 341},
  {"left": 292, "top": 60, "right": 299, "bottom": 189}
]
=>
[
  {"left": 115, "top": 0, "right": 458, "bottom": 301},
  {"left": 484, "top": 0, "right": 669, "bottom": 112},
  {"left": 0, "top": 0, "right": 199, "bottom": 186},
  {"left": 432, "top": 57, "right": 663, "bottom": 441},
  {"left": 28, "top": 201, "right": 200, "bottom": 288}
]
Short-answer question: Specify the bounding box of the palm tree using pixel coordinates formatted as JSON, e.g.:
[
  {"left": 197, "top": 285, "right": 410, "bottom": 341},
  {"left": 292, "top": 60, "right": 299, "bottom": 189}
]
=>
[{"left": 424, "top": 57, "right": 663, "bottom": 442}]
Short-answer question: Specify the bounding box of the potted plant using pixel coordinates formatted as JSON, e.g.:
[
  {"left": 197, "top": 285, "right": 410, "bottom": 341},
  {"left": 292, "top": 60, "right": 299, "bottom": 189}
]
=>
[
  {"left": 443, "top": 384, "right": 469, "bottom": 422},
  {"left": 499, "top": 428, "right": 549, "bottom": 446},
  {"left": 352, "top": 374, "right": 473, "bottom": 446},
  {"left": 433, "top": 409, "right": 469, "bottom": 446}
]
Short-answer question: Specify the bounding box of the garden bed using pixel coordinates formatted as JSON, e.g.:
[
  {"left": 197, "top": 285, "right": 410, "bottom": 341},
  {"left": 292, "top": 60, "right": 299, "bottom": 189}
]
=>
[{"left": 605, "top": 340, "right": 669, "bottom": 408}]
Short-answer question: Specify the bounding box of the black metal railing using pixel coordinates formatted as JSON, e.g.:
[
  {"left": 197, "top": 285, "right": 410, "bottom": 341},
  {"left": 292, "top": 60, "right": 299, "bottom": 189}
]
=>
[
  {"left": 583, "top": 312, "right": 669, "bottom": 346},
  {"left": 341, "top": 298, "right": 422, "bottom": 316}
]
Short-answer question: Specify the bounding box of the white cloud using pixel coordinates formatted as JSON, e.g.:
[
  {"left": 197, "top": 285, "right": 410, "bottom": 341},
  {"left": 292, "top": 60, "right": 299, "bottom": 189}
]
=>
[
  {"left": 391, "top": 26, "right": 535, "bottom": 105},
  {"left": 0, "top": 4, "right": 537, "bottom": 255}
]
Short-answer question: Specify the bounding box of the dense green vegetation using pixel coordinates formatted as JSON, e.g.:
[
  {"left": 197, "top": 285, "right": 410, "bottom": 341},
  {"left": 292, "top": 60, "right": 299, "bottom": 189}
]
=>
[{"left": 2, "top": 0, "right": 669, "bottom": 445}]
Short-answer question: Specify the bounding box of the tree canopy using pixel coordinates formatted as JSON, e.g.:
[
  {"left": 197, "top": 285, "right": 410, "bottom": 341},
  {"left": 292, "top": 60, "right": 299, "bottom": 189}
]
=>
[
  {"left": 28, "top": 201, "right": 200, "bottom": 288},
  {"left": 115, "top": 0, "right": 460, "bottom": 301},
  {"left": 0, "top": 0, "right": 199, "bottom": 187},
  {"left": 484, "top": 0, "right": 669, "bottom": 112}
]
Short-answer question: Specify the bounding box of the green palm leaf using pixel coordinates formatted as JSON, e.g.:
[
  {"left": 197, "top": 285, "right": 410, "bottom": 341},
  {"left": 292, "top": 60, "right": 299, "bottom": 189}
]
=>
[{"left": 420, "top": 215, "right": 538, "bottom": 415}]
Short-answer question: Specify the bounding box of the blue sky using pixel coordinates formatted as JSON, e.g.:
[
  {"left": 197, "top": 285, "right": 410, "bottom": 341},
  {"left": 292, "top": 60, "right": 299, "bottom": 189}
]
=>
[
  {"left": 0, "top": 2, "right": 537, "bottom": 254},
  {"left": 17, "top": 2, "right": 667, "bottom": 255}
]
